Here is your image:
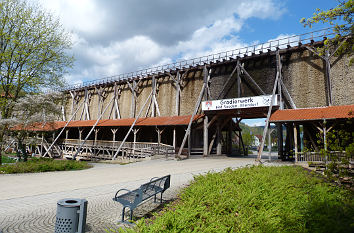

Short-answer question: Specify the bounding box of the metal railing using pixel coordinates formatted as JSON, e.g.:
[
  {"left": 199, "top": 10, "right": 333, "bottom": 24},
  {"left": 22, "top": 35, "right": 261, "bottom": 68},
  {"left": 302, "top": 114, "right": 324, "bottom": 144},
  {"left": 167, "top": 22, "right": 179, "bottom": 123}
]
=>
[
  {"left": 296, "top": 151, "right": 352, "bottom": 162},
  {"left": 60, "top": 27, "right": 336, "bottom": 92}
]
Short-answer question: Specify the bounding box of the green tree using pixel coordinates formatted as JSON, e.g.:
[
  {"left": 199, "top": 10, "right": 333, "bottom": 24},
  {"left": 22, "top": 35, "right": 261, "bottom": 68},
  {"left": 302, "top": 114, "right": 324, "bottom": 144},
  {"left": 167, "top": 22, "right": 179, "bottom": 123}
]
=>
[
  {"left": 0, "top": 0, "right": 73, "bottom": 164},
  {"left": 300, "top": 0, "right": 354, "bottom": 63}
]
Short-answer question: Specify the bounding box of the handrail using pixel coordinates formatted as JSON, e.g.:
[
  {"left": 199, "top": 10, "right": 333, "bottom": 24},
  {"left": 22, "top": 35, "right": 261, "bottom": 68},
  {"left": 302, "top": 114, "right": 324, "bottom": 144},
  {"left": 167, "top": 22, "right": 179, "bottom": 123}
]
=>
[{"left": 57, "top": 27, "right": 336, "bottom": 92}]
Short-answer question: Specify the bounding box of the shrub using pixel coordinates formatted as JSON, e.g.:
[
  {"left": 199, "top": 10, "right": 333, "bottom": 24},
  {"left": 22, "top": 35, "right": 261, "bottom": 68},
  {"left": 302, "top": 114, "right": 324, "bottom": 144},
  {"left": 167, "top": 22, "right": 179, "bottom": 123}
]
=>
[
  {"left": 121, "top": 166, "right": 353, "bottom": 233},
  {"left": 0, "top": 158, "right": 92, "bottom": 174}
]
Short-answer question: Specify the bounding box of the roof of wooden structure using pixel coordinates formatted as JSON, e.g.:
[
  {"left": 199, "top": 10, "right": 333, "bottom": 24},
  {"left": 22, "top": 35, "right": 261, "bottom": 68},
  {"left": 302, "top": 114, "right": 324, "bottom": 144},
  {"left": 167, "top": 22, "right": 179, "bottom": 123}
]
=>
[
  {"left": 16, "top": 115, "right": 204, "bottom": 131},
  {"left": 270, "top": 105, "right": 354, "bottom": 122}
]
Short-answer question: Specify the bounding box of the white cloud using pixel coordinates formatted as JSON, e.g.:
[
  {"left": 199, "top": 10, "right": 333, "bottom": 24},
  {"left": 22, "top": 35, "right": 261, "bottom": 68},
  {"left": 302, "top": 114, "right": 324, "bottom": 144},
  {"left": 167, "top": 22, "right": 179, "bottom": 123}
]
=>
[{"left": 32, "top": 0, "right": 287, "bottom": 84}]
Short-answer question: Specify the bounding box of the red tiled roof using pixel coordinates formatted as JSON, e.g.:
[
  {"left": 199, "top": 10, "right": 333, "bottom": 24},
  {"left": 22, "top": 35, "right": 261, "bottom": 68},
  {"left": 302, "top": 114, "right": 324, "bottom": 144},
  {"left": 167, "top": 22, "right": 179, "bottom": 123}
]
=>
[
  {"left": 16, "top": 115, "right": 203, "bottom": 131},
  {"left": 270, "top": 105, "right": 354, "bottom": 122}
]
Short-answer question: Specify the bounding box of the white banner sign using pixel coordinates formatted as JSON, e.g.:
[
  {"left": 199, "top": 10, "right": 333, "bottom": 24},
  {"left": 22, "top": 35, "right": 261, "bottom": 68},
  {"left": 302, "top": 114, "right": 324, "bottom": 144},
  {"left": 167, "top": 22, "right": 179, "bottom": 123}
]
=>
[{"left": 202, "top": 95, "right": 279, "bottom": 111}]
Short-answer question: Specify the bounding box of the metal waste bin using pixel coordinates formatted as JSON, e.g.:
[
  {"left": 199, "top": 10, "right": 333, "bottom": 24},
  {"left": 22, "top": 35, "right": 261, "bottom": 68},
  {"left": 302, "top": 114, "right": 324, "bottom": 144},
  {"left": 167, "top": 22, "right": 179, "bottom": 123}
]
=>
[{"left": 55, "top": 198, "right": 88, "bottom": 233}]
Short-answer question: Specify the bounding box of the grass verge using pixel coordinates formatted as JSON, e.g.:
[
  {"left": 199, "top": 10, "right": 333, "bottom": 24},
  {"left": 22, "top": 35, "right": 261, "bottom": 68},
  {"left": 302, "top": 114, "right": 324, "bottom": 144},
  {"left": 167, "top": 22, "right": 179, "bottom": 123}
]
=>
[
  {"left": 1, "top": 155, "right": 16, "bottom": 163},
  {"left": 0, "top": 157, "right": 92, "bottom": 174},
  {"left": 121, "top": 166, "right": 354, "bottom": 233}
]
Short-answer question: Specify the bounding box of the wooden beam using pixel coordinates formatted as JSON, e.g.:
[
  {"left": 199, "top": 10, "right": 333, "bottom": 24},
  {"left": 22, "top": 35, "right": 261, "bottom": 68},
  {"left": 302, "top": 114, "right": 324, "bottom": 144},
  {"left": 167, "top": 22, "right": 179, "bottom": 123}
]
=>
[
  {"left": 112, "top": 90, "right": 153, "bottom": 159},
  {"left": 203, "top": 115, "right": 208, "bottom": 156},
  {"left": 237, "top": 59, "right": 241, "bottom": 98},
  {"left": 42, "top": 100, "right": 85, "bottom": 158},
  {"left": 216, "top": 63, "right": 238, "bottom": 100},
  {"left": 294, "top": 125, "right": 298, "bottom": 163},
  {"left": 279, "top": 78, "right": 296, "bottom": 109},
  {"left": 73, "top": 96, "right": 115, "bottom": 159},
  {"left": 256, "top": 51, "right": 281, "bottom": 162},
  {"left": 239, "top": 65, "right": 266, "bottom": 95},
  {"left": 177, "top": 66, "right": 209, "bottom": 158}
]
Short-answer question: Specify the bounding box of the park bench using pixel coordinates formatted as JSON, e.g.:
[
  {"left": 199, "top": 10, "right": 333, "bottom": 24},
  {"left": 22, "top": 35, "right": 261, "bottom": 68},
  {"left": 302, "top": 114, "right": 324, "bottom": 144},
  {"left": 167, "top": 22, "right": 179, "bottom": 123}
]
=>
[{"left": 113, "top": 174, "right": 171, "bottom": 222}]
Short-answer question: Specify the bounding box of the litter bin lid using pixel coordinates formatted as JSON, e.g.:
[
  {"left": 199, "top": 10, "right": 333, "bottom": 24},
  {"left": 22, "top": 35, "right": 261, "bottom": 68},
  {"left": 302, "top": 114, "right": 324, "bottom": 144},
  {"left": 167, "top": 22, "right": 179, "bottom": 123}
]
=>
[{"left": 57, "top": 198, "right": 83, "bottom": 207}]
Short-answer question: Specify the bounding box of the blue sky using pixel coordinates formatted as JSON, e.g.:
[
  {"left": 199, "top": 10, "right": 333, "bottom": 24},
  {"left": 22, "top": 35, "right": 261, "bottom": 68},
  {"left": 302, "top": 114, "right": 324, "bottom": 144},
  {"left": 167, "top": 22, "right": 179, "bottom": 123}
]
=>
[{"left": 37, "top": 0, "right": 340, "bottom": 126}]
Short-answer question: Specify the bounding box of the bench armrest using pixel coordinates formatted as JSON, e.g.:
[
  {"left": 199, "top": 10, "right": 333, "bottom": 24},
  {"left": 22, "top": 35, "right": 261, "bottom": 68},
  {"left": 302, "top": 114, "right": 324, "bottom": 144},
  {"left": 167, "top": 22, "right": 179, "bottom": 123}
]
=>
[
  {"left": 114, "top": 188, "right": 139, "bottom": 199},
  {"left": 149, "top": 177, "right": 159, "bottom": 182}
]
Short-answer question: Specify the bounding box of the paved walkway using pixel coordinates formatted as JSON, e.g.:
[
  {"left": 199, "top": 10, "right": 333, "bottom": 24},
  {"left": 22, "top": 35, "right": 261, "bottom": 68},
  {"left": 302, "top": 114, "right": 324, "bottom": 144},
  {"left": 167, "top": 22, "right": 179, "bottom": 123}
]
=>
[{"left": 0, "top": 155, "right": 278, "bottom": 232}]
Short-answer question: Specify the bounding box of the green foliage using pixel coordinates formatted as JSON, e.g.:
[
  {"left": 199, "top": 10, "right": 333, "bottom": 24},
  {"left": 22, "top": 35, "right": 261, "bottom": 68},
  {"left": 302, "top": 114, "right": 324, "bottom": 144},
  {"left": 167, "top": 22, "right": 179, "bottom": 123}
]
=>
[
  {"left": 300, "top": 0, "right": 354, "bottom": 64},
  {"left": 0, "top": 0, "right": 73, "bottom": 164},
  {"left": 120, "top": 166, "right": 354, "bottom": 233},
  {"left": 1, "top": 155, "right": 15, "bottom": 163},
  {"left": 0, "top": 158, "right": 92, "bottom": 174},
  {"left": 313, "top": 119, "right": 353, "bottom": 180}
]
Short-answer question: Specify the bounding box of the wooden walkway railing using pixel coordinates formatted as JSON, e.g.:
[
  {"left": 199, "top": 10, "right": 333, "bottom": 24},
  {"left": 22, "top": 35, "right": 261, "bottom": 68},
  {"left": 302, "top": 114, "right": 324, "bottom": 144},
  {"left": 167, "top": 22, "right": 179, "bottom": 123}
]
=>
[{"left": 60, "top": 139, "right": 175, "bottom": 160}]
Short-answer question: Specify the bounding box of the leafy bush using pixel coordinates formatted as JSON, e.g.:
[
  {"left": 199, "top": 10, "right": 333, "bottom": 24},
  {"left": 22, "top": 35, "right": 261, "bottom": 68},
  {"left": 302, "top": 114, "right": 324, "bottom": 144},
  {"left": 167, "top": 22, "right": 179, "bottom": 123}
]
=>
[
  {"left": 121, "top": 166, "right": 353, "bottom": 233},
  {"left": 0, "top": 158, "right": 92, "bottom": 174},
  {"left": 1, "top": 155, "right": 16, "bottom": 163}
]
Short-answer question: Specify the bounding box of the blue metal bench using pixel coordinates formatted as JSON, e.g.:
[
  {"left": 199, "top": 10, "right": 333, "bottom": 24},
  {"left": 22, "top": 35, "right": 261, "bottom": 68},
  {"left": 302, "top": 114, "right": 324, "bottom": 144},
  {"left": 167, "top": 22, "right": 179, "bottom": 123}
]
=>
[{"left": 113, "top": 175, "right": 171, "bottom": 222}]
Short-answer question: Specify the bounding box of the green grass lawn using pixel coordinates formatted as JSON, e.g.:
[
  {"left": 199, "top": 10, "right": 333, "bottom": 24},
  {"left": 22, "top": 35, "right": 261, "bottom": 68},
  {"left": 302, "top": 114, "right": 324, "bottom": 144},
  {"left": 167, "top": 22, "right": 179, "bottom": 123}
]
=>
[
  {"left": 0, "top": 157, "right": 92, "bottom": 174},
  {"left": 125, "top": 166, "right": 353, "bottom": 233}
]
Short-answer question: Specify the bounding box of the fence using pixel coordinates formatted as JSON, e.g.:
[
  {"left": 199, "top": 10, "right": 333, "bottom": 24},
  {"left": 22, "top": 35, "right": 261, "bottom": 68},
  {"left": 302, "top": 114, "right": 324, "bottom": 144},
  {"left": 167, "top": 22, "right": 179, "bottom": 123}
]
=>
[{"left": 59, "top": 27, "right": 336, "bottom": 92}]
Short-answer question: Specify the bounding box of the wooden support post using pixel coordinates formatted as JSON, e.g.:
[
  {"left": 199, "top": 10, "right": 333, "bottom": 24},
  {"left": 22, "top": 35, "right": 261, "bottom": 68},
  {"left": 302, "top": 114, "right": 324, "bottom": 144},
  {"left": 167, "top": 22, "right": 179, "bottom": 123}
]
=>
[
  {"left": 217, "top": 63, "right": 238, "bottom": 99},
  {"left": 151, "top": 76, "right": 161, "bottom": 117},
  {"left": 133, "top": 128, "right": 139, "bottom": 156},
  {"left": 303, "top": 42, "right": 346, "bottom": 106},
  {"left": 73, "top": 96, "right": 115, "bottom": 159},
  {"left": 256, "top": 50, "right": 281, "bottom": 162},
  {"left": 279, "top": 79, "right": 296, "bottom": 109},
  {"left": 40, "top": 133, "right": 44, "bottom": 156},
  {"left": 69, "top": 91, "right": 79, "bottom": 120},
  {"left": 111, "top": 129, "right": 118, "bottom": 148},
  {"left": 216, "top": 120, "right": 222, "bottom": 155},
  {"left": 109, "top": 84, "right": 122, "bottom": 119},
  {"left": 81, "top": 88, "right": 91, "bottom": 120},
  {"left": 156, "top": 127, "right": 162, "bottom": 155},
  {"left": 94, "top": 129, "right": 99, "bottom": 146},
  {"left": 294, "top": 124, "right": 298, "bottom": 163},
  {"left": 203, "top": 115, "right": 208, "bottom": 156},
  {"left": 277, "top": 123, "right": 283, "bottom": 159},
  {"left": 65, "top": 129, "right": 69, "bottom": 140},
  {"left": 239, "top": 130, "right": 246, "bottom": 156},
  {"left": 79, "top": 128, "right": 83, "bottom": 142},
  {"left": 268, "top": 129, "right": 274, "bottom": 162},
  {"left": 325, "top": 51, "right": 332, "bottom": 105},
  {"left": 188, "top": 131, "right": 191, "bottom": 157},
  {"left": 173, "top": 127, "right": 176, "bottom": 149},
  {"left": 323, "top": 119, "right": 327, "bottom": 163},
  {"left": 42, "top": 100, "right": 85, "bottom": 158},
  {"left": 177, "top": 66, "right": 209, "bottom": 159},
  {"left": 96, "top": 87, "right": 107, "bottom": 118},
  {"left": 228, "top": 120, "right": 232, "bottom": 155},
  {"left": 174, "top": 72, "right": 181, "bottom": 116},
  {"left": 239, "top": 65, "right": 266, "bottom": 95},
  {"left": 128, "top": 80, "right": 138, "bottom": 118},
  {"left": 237, "top": 60, "right": 241, "bottom": 98},
  {"left": 112, "top": 91, "right": 153, "bottom": 159}
]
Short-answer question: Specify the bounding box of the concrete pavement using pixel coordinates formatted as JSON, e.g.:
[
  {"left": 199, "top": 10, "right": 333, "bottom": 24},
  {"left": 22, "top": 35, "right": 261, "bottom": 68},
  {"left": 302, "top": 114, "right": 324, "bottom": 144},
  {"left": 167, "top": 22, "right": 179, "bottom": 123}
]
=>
[{"left": 0, "top": 156, "right": 269, "bottom": 232}]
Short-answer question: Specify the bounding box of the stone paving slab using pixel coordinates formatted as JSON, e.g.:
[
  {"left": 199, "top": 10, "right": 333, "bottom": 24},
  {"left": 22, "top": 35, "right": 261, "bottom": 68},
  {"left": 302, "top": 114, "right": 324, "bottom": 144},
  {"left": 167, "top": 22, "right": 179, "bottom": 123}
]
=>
[{"left": 0, "top": 156, "right": 280, "bottom": 232}]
